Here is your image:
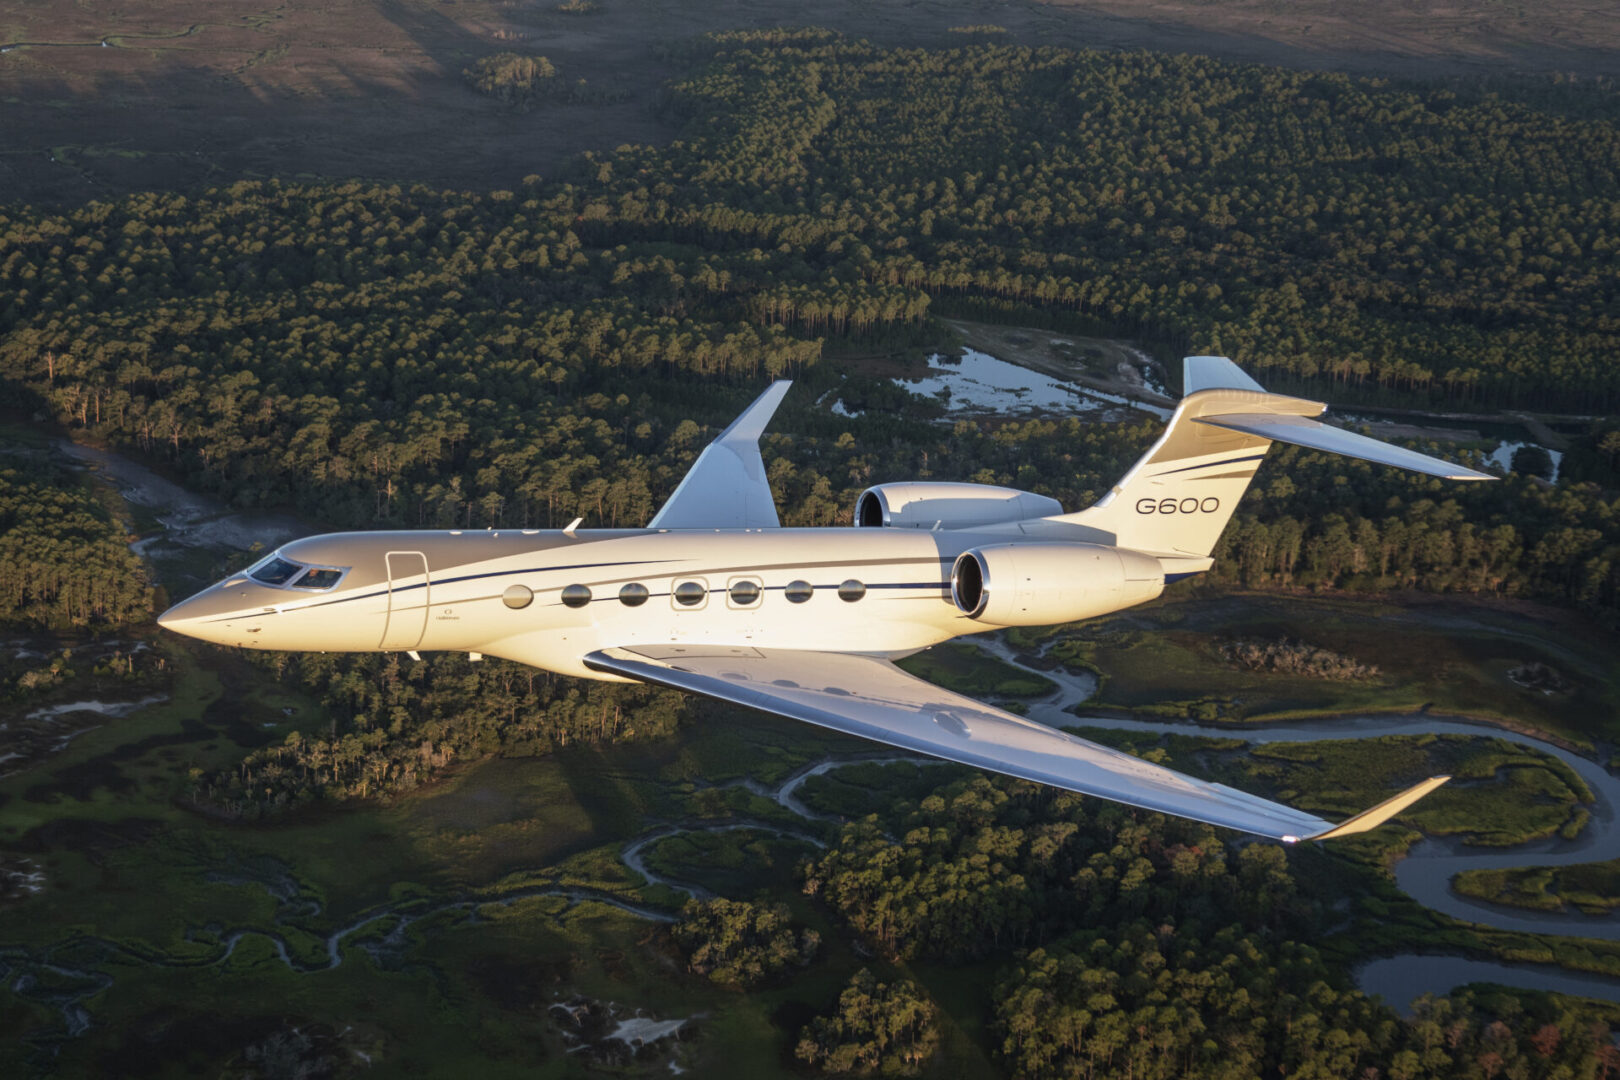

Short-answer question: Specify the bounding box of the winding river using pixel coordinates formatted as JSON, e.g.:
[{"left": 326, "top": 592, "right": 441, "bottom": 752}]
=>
[{"left": 973, "top": 636, "right": 1620, "bottom": 1010}]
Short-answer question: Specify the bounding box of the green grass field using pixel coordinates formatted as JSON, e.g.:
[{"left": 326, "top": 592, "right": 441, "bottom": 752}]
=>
[
  {"left": 1456, "top": 861, "right": 1620, "bottom": 916},
  {"left": 1060, "top": 591, "right": 1620, "bottom": 746},
  {"left": 896, "top": 642, "right": 1057, "bottom": 699}
]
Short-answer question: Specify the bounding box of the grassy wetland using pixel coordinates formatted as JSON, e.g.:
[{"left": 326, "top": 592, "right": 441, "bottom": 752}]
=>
[{"left": 9, "top": 521, "right": 1620, "bottom": 1075}]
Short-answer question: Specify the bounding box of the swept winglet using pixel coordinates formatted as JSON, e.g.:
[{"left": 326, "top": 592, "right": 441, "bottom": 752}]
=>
[
  {"left": 712, "top": 379, "right": 792, "bottom": 445},
  {"left": 648, "top": 380, "right": 792, "bottom": 529},
  {"left": 1300, "top": 775, "right": 1450, "bottom": 842}
]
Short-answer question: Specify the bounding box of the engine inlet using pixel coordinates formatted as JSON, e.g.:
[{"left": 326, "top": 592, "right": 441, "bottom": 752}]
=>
[{"left": 951, "top": 550, "right": 988, "bottom": 618}]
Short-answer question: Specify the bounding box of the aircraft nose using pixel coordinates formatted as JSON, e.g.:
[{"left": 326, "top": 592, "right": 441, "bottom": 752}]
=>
[
  {"left": 156, "top": 596, "right": 201, "bottom": 637},
  {"left": 156, "top": 588, "right": 247, "bottom": 643}
]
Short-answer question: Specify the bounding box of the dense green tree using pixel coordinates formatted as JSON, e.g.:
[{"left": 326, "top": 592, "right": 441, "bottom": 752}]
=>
[
  {"left": 190, "top": 650, "right": 686, "bottom": 814},
  {"left": 795, "top": 968, "right": 938, "bottom": 1076},
  {"left": 804, "top": 770, "right": 1620, "bottom": 1079},
  {"left": 671, "top": 897, "right": 819, "bottom": 987},
  {"left": 0, "top": 457, "right": 148, "bottom": 630},
  {"left": 464, "top": 53, "right": 558, "bottom": 107}
]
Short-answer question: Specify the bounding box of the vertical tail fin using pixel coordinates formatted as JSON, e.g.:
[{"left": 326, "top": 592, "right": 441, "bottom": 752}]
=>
[{"left": 1058, "top": 358, "right": 1491, "bottom": 559}]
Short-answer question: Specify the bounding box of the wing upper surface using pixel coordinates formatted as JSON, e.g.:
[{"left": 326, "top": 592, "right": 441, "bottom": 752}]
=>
[
  {"left": 648, "top": 381, "right": 791, "bottom": 530},
  {"left": 583, "top": 645, "right": 1440, "bottom": 841}
]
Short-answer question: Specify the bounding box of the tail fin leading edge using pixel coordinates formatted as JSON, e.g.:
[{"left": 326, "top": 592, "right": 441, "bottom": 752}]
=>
[{"left": 1060, "top": 357, "right": 1493, "bottom": 558}]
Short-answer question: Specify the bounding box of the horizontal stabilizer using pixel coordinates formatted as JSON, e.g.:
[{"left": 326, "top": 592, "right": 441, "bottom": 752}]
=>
[
  {"left": 1307, "top": 775, "right": 1451, "bottom": 841},
  {"left": 1194, "top": 413, "right": 1495, "bottom": 481}
]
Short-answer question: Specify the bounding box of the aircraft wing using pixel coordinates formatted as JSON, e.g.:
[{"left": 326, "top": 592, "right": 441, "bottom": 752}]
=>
[
  {"left": 647, "top": 381, "right": 792, "bottom": 529},
  {"left": 583, "top": 645, "right": 1446, "bottom": 842}
]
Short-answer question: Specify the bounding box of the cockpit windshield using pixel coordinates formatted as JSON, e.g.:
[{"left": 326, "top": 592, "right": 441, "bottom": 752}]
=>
[
  {"left": 247, "top": 555, "right": 348, "bottom": 591},
  {"left": 250, "top": 557, "right": 304, "bottom": 586}
]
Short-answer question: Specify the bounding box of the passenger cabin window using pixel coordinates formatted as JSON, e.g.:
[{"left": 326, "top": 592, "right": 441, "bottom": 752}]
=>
[
  {"left": 784, "top": 580, "right": 813, "bottom": 603},
  {"left": 838, "top": 580, "right": 867, "bottom": 602},
  {"left": 619, "top": 583, "right": 649, "bottom": 607},
  {"left": 673, "top": 581, "right": 707, "bottom": 607},
  {"left": 291, "top": 568, "right": 344, "bottom": 590},
  {"left": 560, "top": 584, "right": 592, "bottom": 609},
  {"left": 503, "top": 584, "right": 534, "bottom": 609},
  {"left": 250, "top": 557, "right": 303, "bottom": 586},
  {"left": 728, "top": 579, "right": 762, "bottom": 608}
]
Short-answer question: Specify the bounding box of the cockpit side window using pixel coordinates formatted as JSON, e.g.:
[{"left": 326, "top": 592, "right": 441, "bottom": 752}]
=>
[
  {"left": 290, "top": 567, "right": 345, "bottom": 590},
  {"left": 250, "top": 557, "right": 304, "bottom": 586}
]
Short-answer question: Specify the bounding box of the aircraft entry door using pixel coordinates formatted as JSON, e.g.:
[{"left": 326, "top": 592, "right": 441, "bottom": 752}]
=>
[{"left": 381, "top": 551, "right": 430, "bottom": 651}]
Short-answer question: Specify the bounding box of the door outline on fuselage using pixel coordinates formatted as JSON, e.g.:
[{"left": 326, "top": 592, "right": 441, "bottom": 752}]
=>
[{"left": 381, "top": 551, "right": 430, "bottom": 650}]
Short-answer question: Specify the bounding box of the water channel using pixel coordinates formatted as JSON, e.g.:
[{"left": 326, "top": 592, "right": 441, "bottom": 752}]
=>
[{"left": 973, "top": 636, "right": 1620, "bottom": 1012}]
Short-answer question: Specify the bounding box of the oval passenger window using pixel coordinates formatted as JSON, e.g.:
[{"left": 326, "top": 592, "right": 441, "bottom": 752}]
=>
[
  {"left": 673, "top": 581, "right": 706, "bottom": 607},
  {"left": 503, "top": 584, "right": 534, "bottom": 609},
  {"left": 729, "top": 580, "right": 761, "bottom": 605},
  {"left": 838, "top": 580, "right": 866, "bottom": 602},
  {"left": 784, "top": 580, "right": 813, "bottom": 604},
  {"left": 560, "top": 584, "right": 592, "bottom": 608},
  {"left": 619, "top": 583, "right": 649, "bottom": 607}
]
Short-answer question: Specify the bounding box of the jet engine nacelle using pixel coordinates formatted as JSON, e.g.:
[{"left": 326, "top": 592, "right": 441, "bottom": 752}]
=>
[
  {"left": 951, "top": 543, "right": 1164, "bottom": 626},
  {"left": 855, "top": 482, "right": 1063, "bottom": 530}
]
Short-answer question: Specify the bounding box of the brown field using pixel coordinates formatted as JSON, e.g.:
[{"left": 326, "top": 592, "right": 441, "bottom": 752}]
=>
[
  {"left": 1043, "top": 0, "right": 1620, "bottom": 77},
  {"left": 1, "top": 0, "right": 1617, "bottom": 208}
]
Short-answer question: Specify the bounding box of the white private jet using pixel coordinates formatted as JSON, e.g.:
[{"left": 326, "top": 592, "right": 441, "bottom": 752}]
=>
[{"left": 159, "top": 357, "right": 1492, "bottom": 842}]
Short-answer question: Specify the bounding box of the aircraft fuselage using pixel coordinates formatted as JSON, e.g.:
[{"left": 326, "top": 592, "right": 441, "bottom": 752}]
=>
[{"left": 158, "top": 526, "right": 1157, "bottom": 679}]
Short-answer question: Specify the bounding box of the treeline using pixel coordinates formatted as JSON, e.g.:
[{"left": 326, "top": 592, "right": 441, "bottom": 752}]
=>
[
  {"left": 994, "top": 930, "right": 1617, "bottom": 1080},
  {"left": 800, "top": 773, "right": 1620, "bottom": 1078},
  {"left": 1207, "top": 444, "right": 1620, "bottom": 616},
  {"left": 0, "top": 456, "right": 148, "bottom": 630},
  {"left": 189, "top": 651, "right": 686, "bottom": 815},
  {"left": 802, "top": 776, "right": 1273, "bottom": 963}
]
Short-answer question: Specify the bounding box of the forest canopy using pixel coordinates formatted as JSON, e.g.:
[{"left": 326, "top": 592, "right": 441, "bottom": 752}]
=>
[
  {"left": 0, "top": 36, "right": 1616, "bottom": 626},
  {"left": 0, "top": 455, "right": 148, "bottom": 630},
  {"left": 0, "top": 45, "right": 1612, "bottom": 643}
]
